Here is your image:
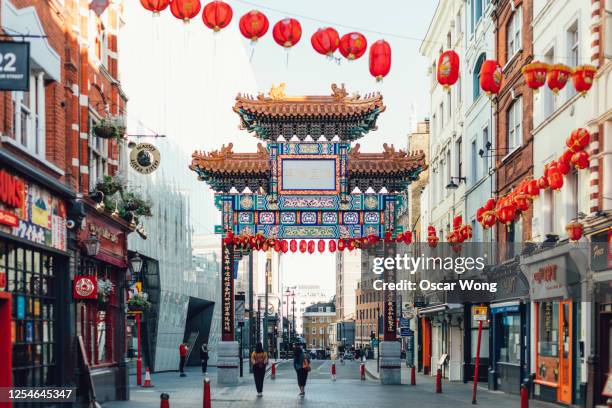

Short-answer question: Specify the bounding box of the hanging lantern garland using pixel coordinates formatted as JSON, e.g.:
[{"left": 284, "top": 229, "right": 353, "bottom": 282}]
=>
[
  {"left": 170, "top": 0, "right": 201, "bottom": 23},
  {"left": 202, "top": 0, "right": 233, "bottom": 32},
  {"left": 311, "top": 27, "right": 340, "bottom": 57},
  {"left": 339, "top": 32, "right": 367, "bottom": 60},
  {"left": 369, "top": 39, "right": 392, "bottom": 82},
  {"left": 140, "top": 0, "right": 170, "bottom": 14},
  {"left": 437, "top": 50, "right": 460, "bottom": 91}
]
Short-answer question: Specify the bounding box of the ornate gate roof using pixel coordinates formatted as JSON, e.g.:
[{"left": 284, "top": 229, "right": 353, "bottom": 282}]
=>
[{"left": 234, "top": 83, "right": 385, "bottom": 142}]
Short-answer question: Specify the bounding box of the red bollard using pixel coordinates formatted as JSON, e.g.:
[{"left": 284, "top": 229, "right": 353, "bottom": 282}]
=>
[
  {"left": 360, "top": 363, "right": 365, "bottom": 381},
  {"left": 331, "top": 362, "right": 336, "bottom": 381},
  {"left": 520, "top": 384, "right": 529, "bottom": 408},
  {"left": 435, "top": 369, "right": 442, "bottom": 393},
  {"left": 160, "top": 393, "right": 170, "bottom": 408},
  {"left": 203, "top": 377, "right": 211, "bottom": 408},
  {"left": 271, "top": 363, "right": 276, "bottom": 379},
  {"left": 410, "top": 366, "right": 416, "bottom": 386}
]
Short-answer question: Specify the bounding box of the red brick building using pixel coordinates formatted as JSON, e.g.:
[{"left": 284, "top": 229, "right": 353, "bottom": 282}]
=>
[
  {"left": 0, "top": 0, "right": 131, "bottom": 403},
  {"left": 493, "top": 0, "right": 534, "bottom": 255}
]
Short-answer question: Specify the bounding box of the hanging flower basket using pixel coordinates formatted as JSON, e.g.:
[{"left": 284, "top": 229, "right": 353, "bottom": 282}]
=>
[
  {"left": 92, "top": 116, "right": 126, "bottom": 141},
  {"left": 97, "top": 278, "right": 114, "bottom": 304},
  {"left": 128, "top": 293, "right": 151, "bottom": 312}
]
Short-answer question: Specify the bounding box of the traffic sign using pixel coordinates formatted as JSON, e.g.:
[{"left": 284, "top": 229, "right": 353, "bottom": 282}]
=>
[{"left": 473, "top": 305, "right": 488, "bottom": 321}]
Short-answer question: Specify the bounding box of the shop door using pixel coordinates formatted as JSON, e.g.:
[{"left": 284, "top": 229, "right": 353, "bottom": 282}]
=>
[
  {"left": 600, "top": 312, "right": 612, "bottom": 404},
  {"left": 0, "top": 292, "right": 12, "bottom": 408},
  {"left": 557, "top": 300, "right": 572, "bottom": 404}
]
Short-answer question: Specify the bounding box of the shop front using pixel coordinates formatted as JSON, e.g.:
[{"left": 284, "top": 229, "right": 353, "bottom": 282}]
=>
[
  {"left": 487, "top": 262, "right": 530, "bottom": 395},
  {"left": 0, "top": 163, "right": 73, "bottom": 394},
  {"left": 522, "top": 244, "right": 586, "bottom": 406},
  {"left": 74, "top": 206, "right": 130, "bottom": 403}
]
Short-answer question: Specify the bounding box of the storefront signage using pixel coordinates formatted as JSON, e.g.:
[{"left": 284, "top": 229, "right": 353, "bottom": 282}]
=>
[
  {"left": 221, "top": 243, "right": 234, "bottom": 341},
  {"left": 73, "top": 276, "right": 97, "bottom": 299},
  {"left": 87, "top": 223, "right": 119, "bottom": 243},
  {"left": 473, "top": 305, "right": 488, "bottom": 321},
  {"left": 383, "top": 243, "right": 397, "bottom": 341},
  {"left": 529, "top": 258, "right": 569, "bottom": 301},
  {"left": 0, "top": 269, "right": 5, "bottom": 290},
  {"left": 130, "top": 143, "right": 161, "bottom": 174},
  {"left": 0, "top": 41, "right": 30, "bottom": 91},
  {"left": 591, "top": 229, "right": 612, "bottom": 272},
  {"left": 0, "top": 169, "right": 67, "bottom": 251}
]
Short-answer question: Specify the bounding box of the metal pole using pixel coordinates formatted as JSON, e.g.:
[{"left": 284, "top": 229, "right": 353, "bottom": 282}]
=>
[
  {"left": 248, "top": 251, "right": 254, "bottom": 374},
  {"left": 264, "top": 255, "right": 270, "bottom": 353},
  {"left": 472, "top": 320, "right": 484, "bottom": 404},
  {"left": 377, "top": 306, "right": 380, "bottom": 372},
  {"left": 239, "top": 322, "right": 244, "bottom": 377},
  {"left": 136, "top": 313, "right": 142, "bottom": 386},
  {"left": 292, "top": 298, "right": 295, "bottom": 343},
  {"left": 257, "top": 298, "right": 261, "bottom": 343}
]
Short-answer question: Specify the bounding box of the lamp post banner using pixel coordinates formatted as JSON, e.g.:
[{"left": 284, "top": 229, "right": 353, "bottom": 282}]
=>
[{"left": 222, "top": 243, "right": 235, "bottom": 341}]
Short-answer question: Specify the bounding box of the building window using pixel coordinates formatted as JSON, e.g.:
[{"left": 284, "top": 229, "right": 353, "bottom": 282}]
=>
[
  {"left": 507, "top": 97, "right": 523, "bottom": 152},
  {"left": 506, "top": 7, "right": 522, "bottom": 62},
  {"left": 456, "top": 138, "right": 462, "bottom": 179},
  {"left": 447, "top": 91, "right": 452, "bottom": 119},
  {"left": 311, "top": 317, "right": 317, "bottom": 323},
  {"left": 567, "top": 22, "right": 579, "bottom": 99},
  {"left": 446, "top": 150, "right": 451, "bottom": 194},
  {"left": 457, "top": 75, "right": 462, "bottom": 104},
  {"left": 473, "top": 0, "right": 483, "bottom": 29},
  {"left": 432, "top": 114, "right": 437, "bottom": 139},
  {"left": 497, "top": 313, "right": 521, "bottom": 364},
  {"left": 320, "top": 317, "right": 325, "bottom": 323},
  {"left": 471, "top": 140, "right": 478, "bottom": 184},
  {"left": 11, "top": 72, "right": 45, "bottom": 157},
  {"left": 312, "top": 327, "right": 316, "bottom": 334},
  {"left": 481, "top": 126, "right": 489, "bottom": 177},
  {"left": 89, "top": 114, "right": 109, "bottom": 190},
  {"left": 473, "top": 53, "right": 486, "bottom": 101},
  {"left": 543, "top": 47, "right": 556, "bottom": 117},
  {"left": 320, "top": 327, "right": 325, "bottom": 335},
  {"left": 447, "top": 31, "right": 452, "bottom": 48},
  {"left": 439, "top": 102, "right": 444, "bottom": 130}
]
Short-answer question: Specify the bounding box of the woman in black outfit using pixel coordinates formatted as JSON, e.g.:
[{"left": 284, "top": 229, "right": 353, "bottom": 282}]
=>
[
  {"left": 293, "top": 343, "right": 309, "bottom": 397},
  {"left": 250, "top": 342, "right": 268, "bottom": 397}
]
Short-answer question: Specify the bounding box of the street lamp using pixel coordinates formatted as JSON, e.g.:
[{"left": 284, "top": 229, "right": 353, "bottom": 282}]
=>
[
  {"left": 83, "top": 233, "right": 101, "bottom": 257},
  {"left": 445, "top": 176, "right": 466, "bottom": 190},
  {"left": 130, "top": 252, "right": 144, "bottom": 275}
]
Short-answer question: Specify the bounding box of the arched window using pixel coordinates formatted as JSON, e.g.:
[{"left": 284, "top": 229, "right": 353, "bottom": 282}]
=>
[{"left": 473, "top": 53, "right": 486, "bottom": 102}]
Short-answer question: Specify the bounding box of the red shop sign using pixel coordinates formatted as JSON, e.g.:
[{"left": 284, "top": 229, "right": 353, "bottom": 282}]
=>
[
  {"left": 0, "top": 209, "right": 18, "bottom": 227},
  {"left": 0, "top": 169, "right": 25, "bottom": 209},
  {"left": 0, "top": 270, "right": 6, "bottom": 290},
  {"left": 73, "top": 276, "right": 97, "bottom": 299}
]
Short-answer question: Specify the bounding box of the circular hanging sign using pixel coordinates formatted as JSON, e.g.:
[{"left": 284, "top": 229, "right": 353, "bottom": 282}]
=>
[
  {"left": 130, "top": 143, "right": 161, "bottom": 174},
  {"left": 73, "top": 276, "right": 97, "bottom": 299}
]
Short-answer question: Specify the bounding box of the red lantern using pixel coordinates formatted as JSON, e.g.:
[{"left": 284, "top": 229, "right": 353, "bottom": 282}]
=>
[
  {"left": 261, "top": 241, "right": 270, "bottom": 252},
  {"left": 274, "top": 240, "right": 282, "bottom": 252},
  {"left": 484, "top": 198, "right": 496, "bottom": 211},
  {"left": 239, "top": 10, "right": 269, "bottom": 42},
  {"left": 559, "top": 149, "right": 574, "bottom": 166},
  {"left": 347, "top": 239, "right": 356, "bottom": 251},
  {"left": 202, "top": 1, "right": 232, "bottom": 32},
  {"left": 140, "top": 0, "right": 170, "bottom": 14},
  {"left": 480, "top": 60, "right": 503, "bottom": 96},
  {"left": 170, "top": 0, "right": 201, "bottom": 22},
  {"left": 572, "top": 65, "right": 597, "bottom": 96},
  {"left": 547, "top": 64, "right": 572, "bottom": 94},
  {"left": 403, "top": 231, "right": 413, "bottom": 245},
  {"left": 521, "top": 61, "right": 548, "bottom": 92},
  {"left": 368, "top": 234, "right": 379, "bottom": 246},
  {"left": 311, "top": 27, "right": 339, "bottom": 57},
  {"left": 384, "top": 231, "right": 393, "bottom": 243},
  {"left": 338, "top": 239, "right": 346, "bottom": 252},
  {"left": 496, "top": 198, "right": 517, "bottom": 225},
  {"left": 513, "top": 193, "right": 531, "bottom": 212},
  {"left": 571, "top": 151, "right": 589, "bottom": 170},
  {"left": 566, "top": 128, "right": 590, "bottom": 152},
  {"left": 395, "top": 232, "right": 404, "bottom": 243},
  {"left": 453, "top": 216, "right": 462, "bottom": 231},
  {"left": 460, "top": 225, "right": 473, "bottom": 241},
  {"left": 437, "top": 50, "right": 460, "bottom": 90},
  {"left": 317, "top": 239, "right": 325, "bottom": 253},
  {"left": 482, "top": 210, "right": 497, "bottom": 229},
  {"left": 476, "top": 207, "right": 485, "bottom": 224},
  {"left": 289, "top": 239, "right": 297, "bottom": 253},
  {"left": 328, "top": 240, "right": 337, "bottom": 253},
  {"left": 427, "top": 226, "right": 438, "bottom": 248},
  {"left": 272, "top": 18, "right": 302, "bottom": 48},
  {"left": 369, "top": 39, "right": 391, "bottom": 81},
  {"left": 526, "top": 179, "right": 540, "bottom": 197},
  {"left": 565, "top": 221, "right": 583, "bottom": 241},
  {"left": 307, "top": 240, "right": 315, "bottom": 254},
  {"left": 556, "top": 159, "right": 571, "bottom": 175},
  {"left": 281, "top": 240, "right": 289, "bottom": 253},
  {"left": 547, "top": 168, "right": 564, "bottom": 191},
  {"left": 446, "top": 230, "right": 459, "bottom": 244},
  {"left": 339, "top": 32, "right": 367, "bottom": 60},
  {"left": 537, "top": 176, "right": 549, "bottom": 189},
  {"left": 299, "top": 240, "right": 307, "bottom": 253}
]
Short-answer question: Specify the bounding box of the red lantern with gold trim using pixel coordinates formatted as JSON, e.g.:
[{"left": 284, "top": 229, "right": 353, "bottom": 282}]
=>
[
  {"left": 299, "top": 240, "right": 307, "bottom": 253},
  {"left": 273, "top": 240, "right": 282, "bottom": 252},
  {"left": 459, "top": 225, "right": 473, "bottom": 241},
  {"left": 140, "top": 0, "right": 170, "bottom": 14},
  {"left": 437, "top": 50, "right": 460, "bottom": 91},
  {"left": 496, "top": 197, "right": 517, "bottom": 225},
  {"left": 369, "top": 39, "right": 392, "bottom": 81},
  {"left": 403, "top": 231, "right": 413, "bottom": 245},
  {"left": 482, "top": 210, "right": 497, "bottom": 229},
  {"left": 556, "top": 158, "right": 571, "bottom": 175},
  {"left": 317, "top": 239, "right": 325, "bottom": 254},
  {"left": 273, "top": 18, "right": 302, "bottom": 48},
  {"left": 427, "top": 226, "right": 438, "bottom": 248},
  {"left": 347, "top": 239, "right": 356, "bottom": 251},
  {"left": 170, "top": 0, "right": 201, "bottom": 22},
  {"left": 521, "top": 61, "right": 548, "bottom": 92},
  {"left": 547, "top": 64, "right": 572, "bottom": 94},
  {"left": 484, "top": 198, "right": 496, "bottom": 211},
  {"left": 480, "top": 60, "right": 503, "bottom": 96},
  {"left": 339, "top": 32, "right": 367, "bottom": 60},
  {"left": 572, "top": 65, "right": 597, "bottom": 96},
  {"left": 559, "top": 149, "right": 574, "bottom": 166},
  {"left": 566, "top": 128, "right": 590, "bottom": 152},
  {"left": 311, "top": 27, "right": 339, "bottom": 57},
  {"left": 547, "top": 168, "right": 564, "bottom": 191},
  {"left": 239, "top": 10, "right": 269, "bottom": 42},
  {"left": 537, "top": 176, "right": 549, "bottom": 189},
  {"left": 337, "top": 239, "right": 346, "bottom": 252},
  {"left": 571, "top": 150, "right": 589, "bottom": 170},
  {"left": 307, "top": 240, "right": 315, "bottom": 254},
  {"left": 566, "top": 221, "right": 583, "bottom": 241},
  {"left": 281, "top": 240, "right": 289, "bottom": 253},
  {"left": 328, "top": 240, "right": 337, "bottom": 253},
  {"left": 202, "top": 1, "right": 232, "bottom": 32},
  {"left": 289, "top": 239, "right": 297, "bottom": 253},
  {"left": 526, "top": 179, "right": 540, "bottom": 197},
  {"left": 513, "top": 192, "right": 531, "bottom": 212}
]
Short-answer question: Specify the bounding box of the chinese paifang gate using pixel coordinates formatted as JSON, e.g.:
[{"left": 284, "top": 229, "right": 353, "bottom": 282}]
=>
[{"left": 189, "top": 83, "right": 427, "bottom": 385}]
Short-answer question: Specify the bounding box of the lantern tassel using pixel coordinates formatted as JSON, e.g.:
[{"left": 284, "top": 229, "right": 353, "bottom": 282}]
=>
[
  {"left": 249, "top": 42, "right": 256, "bottom": 63},
  {"left": 285, "top": 47, "right": 290, "bottom": 69}
]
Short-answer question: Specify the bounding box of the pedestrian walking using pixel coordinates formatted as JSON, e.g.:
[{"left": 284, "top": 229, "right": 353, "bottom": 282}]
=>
[
  {"left": 200, "top": 343, "right": 209, "bottom": 374},
  {"left": 250, "top": 342, "right": 269, "bottom": 397},
  {"left": 293, "top": 343, "right": 310, "bottom": 397},
  {"left": 179, "top": 342, "right": 189, "bottom": 377}
]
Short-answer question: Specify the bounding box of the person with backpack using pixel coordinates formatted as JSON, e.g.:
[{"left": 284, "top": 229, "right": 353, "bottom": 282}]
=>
[
  {"left": 293, "top": 343, "right": 310, "bottom": 397},
  {"left": 250, "top": 342, "right": 269, "bottom": 397},
  {"left": 200, "top": 343, "right": 209, "bottom": 374}
]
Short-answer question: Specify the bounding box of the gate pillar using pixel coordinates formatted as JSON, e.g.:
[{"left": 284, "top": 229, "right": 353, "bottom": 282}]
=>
[{"left": 218, "top": 239, "right": 239, "bottom": 385}]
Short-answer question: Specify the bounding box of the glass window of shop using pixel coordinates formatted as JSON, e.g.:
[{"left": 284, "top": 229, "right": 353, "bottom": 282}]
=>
[
  {"left": 537, "top": 302, "right": 558, "bottom": 358},
  {"left": 498, "top": 314, "right": 521, "bottom": 364},
  {"left": 1, "top": 241, "right": 57, "bottom": 387},
  {"left": 76, "top": 262, "right": 119, "bottom": 367}
]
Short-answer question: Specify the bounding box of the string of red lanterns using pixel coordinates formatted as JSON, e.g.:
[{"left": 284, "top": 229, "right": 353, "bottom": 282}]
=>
[{"left": 522, "top": 61, "right": 597, "bottom": 96}]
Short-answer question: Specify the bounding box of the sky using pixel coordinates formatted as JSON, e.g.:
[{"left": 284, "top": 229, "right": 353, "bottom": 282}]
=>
[{"left": 121, "top": 0, "right": 437, "bottom": 297}]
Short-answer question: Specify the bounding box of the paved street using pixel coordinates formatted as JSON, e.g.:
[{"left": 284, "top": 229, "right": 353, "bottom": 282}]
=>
[{"left": 102, "top": 362, "right": 560, "bottom": 408}]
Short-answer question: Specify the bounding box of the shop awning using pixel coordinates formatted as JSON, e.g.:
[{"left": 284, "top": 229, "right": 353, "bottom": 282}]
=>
[
  {"left": 491, "top": 301, "right": 521, "bottom": 314},
  {"left": 418, "top": 303, "right": 462, "bottom": 315}
]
